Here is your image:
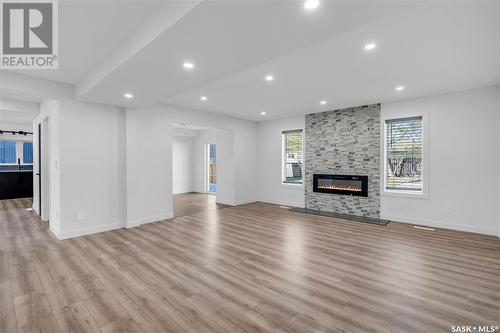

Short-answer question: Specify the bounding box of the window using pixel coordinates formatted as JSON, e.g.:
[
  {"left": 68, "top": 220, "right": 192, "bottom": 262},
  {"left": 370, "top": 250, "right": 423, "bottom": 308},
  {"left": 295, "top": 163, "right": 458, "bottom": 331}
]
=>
[
  {"left": 207, "top": 144, "right": 216, "bottom": 193},
  {"left": 23, "top": 142, "right": 33, "bottom": 164},
  {"left": 384, "top": 116, "right": 423, "bottom": 193},
  {"left": 0, "top": 141, "right": 16, "bottom": 164},
  {"left": 282, "top": 129, "right": 303, "bottom": 184}
]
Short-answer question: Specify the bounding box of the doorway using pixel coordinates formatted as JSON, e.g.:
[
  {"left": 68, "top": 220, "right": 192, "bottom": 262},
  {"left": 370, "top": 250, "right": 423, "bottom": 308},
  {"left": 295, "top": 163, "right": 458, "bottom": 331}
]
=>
[
  {"left": 38, "top": 123, "right": 41, "bottom": 215},
  {"left": 206, "top": 143, "right": 216, "bottom": 194},
  {"left": 39, "top": 117, "right": 50, "bottom": 222},
  {"left": 171, "top": 124, "right": 229, "bottom": 218}
]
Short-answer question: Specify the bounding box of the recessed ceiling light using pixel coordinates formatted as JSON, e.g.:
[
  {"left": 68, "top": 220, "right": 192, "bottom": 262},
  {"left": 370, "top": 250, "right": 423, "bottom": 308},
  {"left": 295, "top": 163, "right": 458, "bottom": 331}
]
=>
[
  {"left": 320, "top": 100, "right": 327, "bottom": 105},
  {"left": 265, "top": 75, "right": 274, "bottom": 82},
  {"left": 200, "top": 96, "right": 207, "bottom": 101},
  {"left": 304, "top": 0, "right": 319, "bottom": 10},
  {"left": 396, "top": 86, "right": 405, "bottom": 91},
  {"left": 123, "top": 93, "right": 133, "bottom": 99},
  {"left": 364, "top": 43, "right": 377, "bottom": 51},
  {"left": 183, "top": 62, "right": 195, "bottom": 69},
  {"left": 260, "top": 111, "right": 267, "bottom": 116}
]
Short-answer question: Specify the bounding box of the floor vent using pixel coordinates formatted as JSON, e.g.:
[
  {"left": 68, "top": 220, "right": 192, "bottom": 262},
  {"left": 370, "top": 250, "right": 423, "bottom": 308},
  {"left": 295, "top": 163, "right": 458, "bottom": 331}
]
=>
[{"left": 413, "top": 226, "right": 435, "bottom": 231}]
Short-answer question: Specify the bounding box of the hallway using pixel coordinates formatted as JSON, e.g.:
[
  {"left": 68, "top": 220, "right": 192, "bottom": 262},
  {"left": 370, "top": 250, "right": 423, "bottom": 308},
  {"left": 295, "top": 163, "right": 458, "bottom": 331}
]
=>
[{"left": 173, "top": 192, "right": 230, "bottom": 218}]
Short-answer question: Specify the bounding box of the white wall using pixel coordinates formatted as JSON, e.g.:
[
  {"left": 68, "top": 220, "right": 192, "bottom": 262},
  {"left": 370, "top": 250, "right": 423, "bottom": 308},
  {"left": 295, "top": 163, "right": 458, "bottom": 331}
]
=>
[
  {"left": 126, "top": 104, "right": 256, "bottom": 228},
  {"left": 28, "top": 89, "right": 498, "bottom": 238},
  {"left": 380, "top": 85, "right": 500, "bottom": 235},
  {"left": 34, "top": 99, "right": 126, "bottom": 239},
  {"left": 60, "top": 99, "right": 126, "bottom": 239},
  {"left": 256, "top": 116, "right": 305, "bottom": 207},
  {"left": 255, "top": 86, "right": 500, "bottom": 236},
  {"left": 172, "top": 136, "right": 195, "bottom": 194},
  {"left": 171, "top": 127, "right": 200, "bottom": 138}
]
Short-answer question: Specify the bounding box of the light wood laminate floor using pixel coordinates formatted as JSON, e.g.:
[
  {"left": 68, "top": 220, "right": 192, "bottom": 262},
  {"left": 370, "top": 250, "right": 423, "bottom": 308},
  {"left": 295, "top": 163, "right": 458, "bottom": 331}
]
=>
[
  {"left": 0, "top": 198, "right": 499, "bottom": 333},
  {"left": 173, "top": 192, "right": 230, "bottom": 218}
]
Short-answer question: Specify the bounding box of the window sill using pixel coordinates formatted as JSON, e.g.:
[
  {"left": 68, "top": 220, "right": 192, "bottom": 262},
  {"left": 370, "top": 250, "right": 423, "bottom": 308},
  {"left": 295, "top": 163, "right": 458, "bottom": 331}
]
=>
[
  {"left": 281, "top": 183, "right": 304, "bottom": 190},
  {"left": 382, "top": 190, "right": 428, "bottom": 200}
]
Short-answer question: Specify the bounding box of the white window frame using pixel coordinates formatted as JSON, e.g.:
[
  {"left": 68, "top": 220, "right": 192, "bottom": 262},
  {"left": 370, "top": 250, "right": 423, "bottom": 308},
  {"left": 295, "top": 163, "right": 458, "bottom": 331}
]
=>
[
  {"left": 381, "top": 111, "right": 428, "bottom": 199},
  {"left": 281, "top": 129, "right": 304, "bottom": 188}
]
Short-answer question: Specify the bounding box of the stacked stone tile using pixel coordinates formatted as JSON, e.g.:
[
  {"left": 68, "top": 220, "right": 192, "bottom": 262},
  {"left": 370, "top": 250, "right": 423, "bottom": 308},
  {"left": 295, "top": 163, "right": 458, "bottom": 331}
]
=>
[{"left": 305, "top": 104, "right": 380, "bottom": 218}]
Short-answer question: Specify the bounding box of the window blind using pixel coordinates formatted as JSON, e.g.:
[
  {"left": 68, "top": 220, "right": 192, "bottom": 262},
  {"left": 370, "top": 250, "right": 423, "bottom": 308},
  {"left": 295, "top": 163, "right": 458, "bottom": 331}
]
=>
[
  {"left": 385, "top": 117, "right": 423, "bottom": 191},
  {"left": 0, "top": 141, "right": 16, "bottom": 164},
  {"left": 23, "top": 142, "right": 33, "bottom": 164}
]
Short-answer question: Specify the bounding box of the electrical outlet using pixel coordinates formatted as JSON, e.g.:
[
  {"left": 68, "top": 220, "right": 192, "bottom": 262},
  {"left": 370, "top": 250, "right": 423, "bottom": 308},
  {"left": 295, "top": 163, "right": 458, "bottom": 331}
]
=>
[{"left": 75, "top": 210, "right": 84, "bottom": 221}]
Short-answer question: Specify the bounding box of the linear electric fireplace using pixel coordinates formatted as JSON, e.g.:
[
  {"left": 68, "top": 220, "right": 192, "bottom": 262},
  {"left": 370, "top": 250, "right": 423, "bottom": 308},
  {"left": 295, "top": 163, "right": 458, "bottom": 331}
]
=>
[{"left": 313, "top": 174, "right": 368, "bottom": 197}]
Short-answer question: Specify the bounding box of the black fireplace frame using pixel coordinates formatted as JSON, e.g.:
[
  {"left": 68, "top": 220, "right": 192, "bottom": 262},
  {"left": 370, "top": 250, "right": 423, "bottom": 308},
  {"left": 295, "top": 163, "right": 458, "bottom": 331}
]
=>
[{"left": 313, "top": 174, "right": 368, "bottom": 197}]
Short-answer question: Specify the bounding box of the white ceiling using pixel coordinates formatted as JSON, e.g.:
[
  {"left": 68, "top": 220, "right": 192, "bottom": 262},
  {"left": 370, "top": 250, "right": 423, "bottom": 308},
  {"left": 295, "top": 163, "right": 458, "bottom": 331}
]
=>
[
  {"left": 0, "top": 110, "right": 37, "bottom": 127},
  {"left": 166, "top": 1, "right": 500, "bottom": 120},
  {"left": 9, "top": 1, "right": 157, "bottom": 84},
  {"left": 0, "top": 99, "right": 40, "bottom": 127},
  {"left": 4, "top": 0, "right": 500, "bottom": 121},
  {"left": 79, "top": 0, "right": 415, "bottom": 107}
]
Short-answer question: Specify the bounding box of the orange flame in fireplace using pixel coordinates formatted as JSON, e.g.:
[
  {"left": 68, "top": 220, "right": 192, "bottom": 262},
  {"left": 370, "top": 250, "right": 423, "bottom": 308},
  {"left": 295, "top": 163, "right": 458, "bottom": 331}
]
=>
[{"left": 318, "top": 185, "right": 362, "bottom": 192}]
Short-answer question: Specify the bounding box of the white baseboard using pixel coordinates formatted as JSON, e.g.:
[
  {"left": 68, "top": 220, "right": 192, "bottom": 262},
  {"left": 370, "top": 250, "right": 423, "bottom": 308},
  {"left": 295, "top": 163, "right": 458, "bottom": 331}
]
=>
[
  {"left": 173, "top": 190, "right": 197, "bottom": 194},
  {"left": 51, "top": 222, "right": 125, "bottom": 240},
  {"left": 215, "top": 198, "right": 259, "bottom": 206},
  {"left": 31, "top": 203, "right": 40, "bottom": 216},
  {"left": 126, "top": 212, "right": 173, "bottom": 229},
  {"left": 214, "top": 199, "right": 236, "bottom": 206},
  {"left": 45, "top": 211, "right": 500, "bottom": 239},
  {"left": 382, "top": 214, "right": 498, "bottom": 236},
  {"left": 233, "top": 199, "right": 258, "bottom": 206},
  {"left": 257, "top": 198, "right": 305, "bottom": 208}
]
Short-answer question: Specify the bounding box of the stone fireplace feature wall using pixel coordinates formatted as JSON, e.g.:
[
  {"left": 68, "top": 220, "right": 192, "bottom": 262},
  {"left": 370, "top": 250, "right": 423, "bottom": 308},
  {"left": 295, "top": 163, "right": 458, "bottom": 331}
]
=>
[{"left": 305, "top": 104, "right": 380, "bottom": 218}]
